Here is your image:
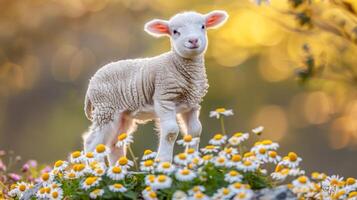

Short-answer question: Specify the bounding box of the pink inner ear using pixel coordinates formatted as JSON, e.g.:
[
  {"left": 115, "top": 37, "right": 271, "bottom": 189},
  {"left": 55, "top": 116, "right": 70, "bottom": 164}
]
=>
[
  {"left": 152, "top": 23, "right": 169, "bottom": 34},
  {"left": 206, "top": 14, "right": 222, "bottom": 27}
]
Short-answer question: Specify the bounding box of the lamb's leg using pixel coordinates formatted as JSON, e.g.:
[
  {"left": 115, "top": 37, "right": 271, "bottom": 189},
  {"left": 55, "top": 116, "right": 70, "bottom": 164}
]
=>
[
  {"left": 108, "top": 115, "right": 137, "bottom": 165},
  {"left": 155, "top": 101, "right": 179, "bottom": 162},
  {"left": 179, "top": 107, "right": 202, "bottom": 151},
  {"left": 83, "top": 108, "right": 118, "bottom": 155}
]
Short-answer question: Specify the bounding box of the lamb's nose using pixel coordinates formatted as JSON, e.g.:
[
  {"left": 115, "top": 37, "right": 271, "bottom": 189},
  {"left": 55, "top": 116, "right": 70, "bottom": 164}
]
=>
[{"left": 188, "top": 38, "right": 198, "bottom": 45}]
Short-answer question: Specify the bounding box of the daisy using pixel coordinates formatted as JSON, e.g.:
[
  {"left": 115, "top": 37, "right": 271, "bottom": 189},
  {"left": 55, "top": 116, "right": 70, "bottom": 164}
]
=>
[
  {"left": 228, "top": 132, "right": 249, "bottom": 146},
  {"left": 107, "top": 166, "right": 126, "bottom": 180},
  {"left": 72, "top": 163, "right": 88, "bottom": 177},
  {"left": 186, "top": 148, "right": 200, "bottom": 159},
  {"left": 209, "top": 133, "right": 227, "bottom": 145},
  {"left": 81, "top": 176, "right": 101, "bottom": 190},
  {"left": 175, "top": 168, "right": 197, "bottom": 181},
  {"left": 346, "top": 178, "right": 357, "bottom": 192},
  {"left": 219, "top": 147, "right": 238, "bottom": 158},
  {"left": 84, "top": 152, "right": 96, "bottom": 163},
  {"left": 94, "top": 144, "right": 110, "bottom": 159},
  {"left": 92, "top": 165, "right": 106, "bottom": 176},
  {"left": 188, "top": 157, "right": 203, "bottom": 169},
  {"left": 12, "top": 182, "right": 30, "bottom": 198},
  {"left": 64, "top": 170, "right": 77, "bottom": 180},
  {"left": 252, "top": 126, "right": 264, "bottom": 135},
  {"left": 116, "top": 156, "right": 134, "bottom": 169},
  {"left": 156, "top": 162, "right": 175, "bottom": 174},
  {"left": 172, "top": 190, "right": 188, "bottom": 200},
  {"left": 322, "top": 175, "right": 344, "bottom": 189},
  {"left": 279, "top": 152, "right": 302, "bottom": 168},
  {"left": 251, "top": 147, "right": 268, "bottom": 163},
  {"left": 142, "top": 149, "right": 157, "bottom": 160},
  {"left": 152, "top": 175, "right": 172, "bottom": 190},
  {"left": 238, "top": 160, "right": 259, "bottom": 172},
  {"left": 233, "top": 190, "right": 254, "bottom": 200},
  {"left": 348, "top": 191, "right": 357, "bottom": 199},
  {"left": 229, "top": 182, "right": 251, "bottom": 194},
  {"left": 267, "top": 151, "right": 281, "bottom": 164},
  {"left": 292, "top": 176, "right": 312, "bottom": 193},
  {"left": 209, "top": 108, "right": 233, "bottom": 119},
  {"left": 145, "top": 175, "right": 157, "bottom": 186},
  {"left": 53, "top": 160, "right": 68, "bottom": 171},
  {"left": 49, "top": 188, "right": 63, "bottom": 200},
  {"left": 213, "top": 187, "right": 234, "bottom": 199},
  {"left": 289, "top": 168, "right": 305, "bottom": 176},
  {"left": 40, "top": 172, "right": 54, "bottom": 185},
  {"left": 201, "top": 154, "right": 213, "bottom": 164},
  {"left": 311, "top": 172, "right": 327, "bottom": 181},
  {"left": 174, "top": 153, "right": 191, "bottom": 166},
  {"left": 260, "top": 140, "right": 279, "bottom": 150},
  {"left": 213, "top": 156, "right": 229, "bottom": 167},
  {"left": 188, "top": 185, "right": 205, "bottom": 195},
  {"left": 109, "top": 183, "right": 127, "bottom": 193},
  {"left": 70, "top": 151, "right": 83, "bottom": 163},
  {"left": 271, "top": 168, "right": 290, "bottom": 181},
  {"left": 36, "top": 186, "right": 51, "bottom": 199},
  {"left": 143, "top": 191, "right": 158, "bottom": 200},
  {"left": 188, "top": 191, "right": 210, "bottom": 200},
  {"left": 227, "top": 154, "right": 242, "bottom": 168},
  {"left": 200, "top": 145, "right": 219, "bottom": 154},
  {"left": 177, "top": 135, "right": 199, "bottom": 147},
  {"left": 225, "top": 170, "right": 243, "bottom": 183},
  {"left": 89, "top": 189, "right": 104, "bottom": 199},
  {"left": 116, "top": 132, "right": 133, "bottom": 147},
  {"left": 140, "top": 159, "right": 155, "bottom": 172}
]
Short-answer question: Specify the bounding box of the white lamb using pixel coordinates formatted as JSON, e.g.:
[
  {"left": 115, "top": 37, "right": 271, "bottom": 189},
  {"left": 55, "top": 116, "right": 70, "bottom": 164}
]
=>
[{"left": 83, "top": 10, "right": 228, "bottom": 164}]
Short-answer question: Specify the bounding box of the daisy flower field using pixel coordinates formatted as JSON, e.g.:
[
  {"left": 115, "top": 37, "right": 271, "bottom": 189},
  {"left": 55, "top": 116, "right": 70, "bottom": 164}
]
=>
[{"left": 1, "top": 108, "right": 357, "bottom": 200}]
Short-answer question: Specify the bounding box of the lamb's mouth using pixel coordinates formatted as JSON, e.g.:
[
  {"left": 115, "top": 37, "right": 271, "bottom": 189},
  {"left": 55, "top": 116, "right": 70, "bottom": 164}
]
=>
[{"left": 185, "top": 46, "right": 199, "bottom": 50}]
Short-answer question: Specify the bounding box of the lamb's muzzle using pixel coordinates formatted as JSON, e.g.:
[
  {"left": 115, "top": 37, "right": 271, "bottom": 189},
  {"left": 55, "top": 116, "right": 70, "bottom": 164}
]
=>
[{"left": 83, "top": 10, "right": 228, "bottom": 164}]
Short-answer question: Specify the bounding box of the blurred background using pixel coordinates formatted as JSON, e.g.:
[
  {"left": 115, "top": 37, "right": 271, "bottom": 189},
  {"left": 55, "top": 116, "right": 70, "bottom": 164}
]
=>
[{"left": 0, "top": 0, "right": 356, "bottom": 177}]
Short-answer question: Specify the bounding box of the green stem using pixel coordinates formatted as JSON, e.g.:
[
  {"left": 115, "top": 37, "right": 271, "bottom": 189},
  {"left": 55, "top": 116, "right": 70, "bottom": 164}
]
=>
[
  {"left": 220, "top": 116, "right": 226, "bottom": 135},
  {"left": 127, "top": 144, "right": 139, "bottom": 171}
]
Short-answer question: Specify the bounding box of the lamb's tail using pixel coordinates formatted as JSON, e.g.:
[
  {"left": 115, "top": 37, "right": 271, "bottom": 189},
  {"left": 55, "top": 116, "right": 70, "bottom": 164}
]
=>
[{"left": 84, "top": 92, "right": 93, "bottom": 121}]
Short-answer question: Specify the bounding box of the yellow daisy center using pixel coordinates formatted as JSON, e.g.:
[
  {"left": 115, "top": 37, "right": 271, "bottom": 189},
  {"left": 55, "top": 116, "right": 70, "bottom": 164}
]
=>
[
  {"left": 217, "top": 157, "right": 225, "bottom": 163},
  {"left": 52, "top": 191, "right": 58, "bottom": 198},
  {"left": 18, "top": 184, "right": 26, "bottom": 192},
  {"left": 222, "top": 188, "right": 230, "bottom": 195},
  {"left": 331, "top": 179, "right": 339, "bottom": 186},
  {"left": 42, "top": 173, "right": 50, "bottom": 181},
  {"left": 39, "top": 187, "right": 46, "bottom": 194},
  {"left": 181, "top": 169, "right": 190, "bottom": 175},
  {"left": 298, "top": 176, "right": 307, "bottom": 184},
  {"left": 216, "top": 108, "right": 226, "bottom": 113},
  {"left": 85, "top": 177, "right": 98, "bottom": 185},
  {"left": 149, "top": 192, "right": 157, "bottom": 198},
  {"left": 144, "top": 150, "right": 152, "bottom": 155},
  {"left": 288, "top": 152, "right": 298, "bottom": 161},
  {"left": 158, "top": 175, "right": 167, "bottom": 182},
  {"left": 68, "top": 173, "right": 76, "bottom": 178},
  {"left": 178, "top": 153, "right": 187, "bottom": 160},
  {"left": 113, "top": 183, "right": 123, "bottom": 189},
  {"left": 214, "top": 134, "right": 223, "bottom": 140},
  {"left": 234, "top": 132, "right": 243, "bottom": 137},
  {"left": 86, "top": 152, "right": 94, "bottom": 158},
  {"left": 262, "top": 140, "right": 272, "bottom": 145},
  {"left": 243, "top": 160, "right": 252, "bottom": 166},
  {"left": 269, "top": 151, "right": 277, "bottom": 158},
  {"left": 96, "top": 169, "right": 104, "bottom": 174},
  {"left": 118, "top": 157, "right": 128, "bottom": 165},
  {"left": 112, "top": 167, "right": 122, "bottom": 174},
  {"left": 187, "top": 148, "right": 195, "bottom": 154},
  {"left": 148, "top": 175, "right": 155, "bottom": 182},
  {"left": 45, "top": 187, "right": 51, "bottom": 194},
  {"left": 231, "top": 155, "right": 241, "bottom": 162},
  {"left": 234, "top": 182, "right": 242, "bottom": 189},
  {"left": 162, "top": 162, "right": 171, "bottom": 168},
  {"left": 238, "top": 193, "right": 246, "bottom": 198},
  {"left": 73, "top": 164, "right": 85, "bottom": 171},
  {"left": 349, "top": 191, "right": 357, "bottom": 198},
  {"left": 95, "top": 144, "right": 106, "bottom": 153},
  {"left": 183, "top": 135, "right": 192, "bottom": 142},
  {"left": 144, "top": 160, "right": 154, "bottom": 167},
  {"left": 54, "top": 160, "right": 63, "bottom": 167},
  {"left": 203, "top": 155, "right": 212, "bottom": 161},
  {"left": 225, "top": 148, "right": 232, "bottom": 154},
  {"left": 205, "top": 145, "right": 215, "bottom": 150},
  {"left": 195, "top": 192, "right": 204, "bottom": 199},
  {"left": 229, "top": 170, "right": 239, "bottom": 176},
  {"left": 244, "top": 152, "right": 254, "bottom": 158},
  {"left": 259, "top": 148, "right": 266, "bottom": 154},
  {"left": 71, "top": 151, "right": 81, "bottom": 158},
  {"left": 117, "top": 133, "right": 127, "bottom": 141},
  {"left": 347, "top": 178, "right": 356, "bottom": 185}
]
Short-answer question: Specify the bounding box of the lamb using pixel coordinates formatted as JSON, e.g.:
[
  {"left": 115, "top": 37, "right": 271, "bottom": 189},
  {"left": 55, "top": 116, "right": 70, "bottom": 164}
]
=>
[{"left": 83, "top": 10, "right": 229, "bottom": 164}]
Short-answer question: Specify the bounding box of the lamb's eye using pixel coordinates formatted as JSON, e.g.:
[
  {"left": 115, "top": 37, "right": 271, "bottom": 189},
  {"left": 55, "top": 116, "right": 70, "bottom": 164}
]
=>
[
  {"left": 201, "top": 25, "right": 205, "bottom": 29},
  {"left": 173, "top": 30, "right": 180, "bottom": 35}
]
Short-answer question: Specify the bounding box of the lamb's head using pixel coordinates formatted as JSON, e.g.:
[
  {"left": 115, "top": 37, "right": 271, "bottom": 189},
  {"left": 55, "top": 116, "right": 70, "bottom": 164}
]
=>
[{"left": 144, "top": 10, "right": 228, "bottom": 59}]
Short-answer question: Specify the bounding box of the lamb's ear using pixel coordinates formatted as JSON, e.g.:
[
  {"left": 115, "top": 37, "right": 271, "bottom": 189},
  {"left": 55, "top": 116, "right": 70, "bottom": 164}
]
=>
[
  {"left": 205, "top": 10, "right": 229, "bottom": 29},
  {"left": 144, "top": 19, "right": 170, "bottom": 37}
]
